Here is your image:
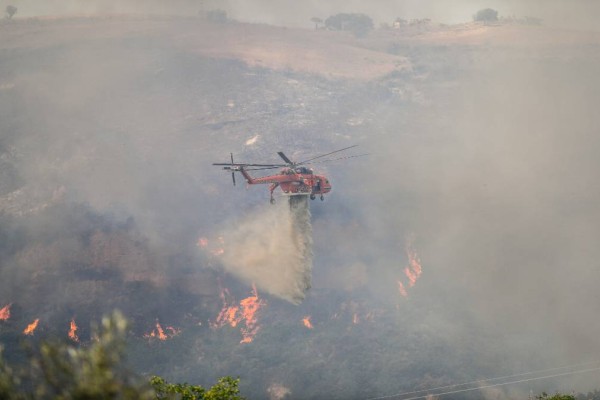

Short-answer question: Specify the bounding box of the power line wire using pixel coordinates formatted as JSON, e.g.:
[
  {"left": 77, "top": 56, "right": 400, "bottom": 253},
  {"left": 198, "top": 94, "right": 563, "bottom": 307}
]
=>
[
  {"left": 400, "top": 366, "right": 600, "bottom": 400},
  {"left": 365, "top": 361, "right": 600, "bottom": 400}
]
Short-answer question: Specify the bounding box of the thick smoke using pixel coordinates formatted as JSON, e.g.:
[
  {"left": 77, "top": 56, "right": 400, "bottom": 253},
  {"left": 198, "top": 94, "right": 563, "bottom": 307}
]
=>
[
  {"left": 216, "top": 195, "right": 312, "bottom": 305},
  {"left": 3, "top": 2, "right": 600, "bottom": 398}
]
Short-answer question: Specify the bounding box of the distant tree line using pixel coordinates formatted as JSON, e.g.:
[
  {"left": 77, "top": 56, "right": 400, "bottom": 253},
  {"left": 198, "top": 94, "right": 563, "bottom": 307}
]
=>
[
  {"left": 312, "top": 8, "right": 539, "bottom": 36},
  {"left": 311, "top": 13, "right": 374, "bottom": 37},
  {"left": 5, "top": 5, "right": 17, "bottom": 20},
  {"left": 473, "top": 8, "right": 542, "bottom": 26},
  {"left": 474, "top": 8, "right": 499, "bottom": 23}
]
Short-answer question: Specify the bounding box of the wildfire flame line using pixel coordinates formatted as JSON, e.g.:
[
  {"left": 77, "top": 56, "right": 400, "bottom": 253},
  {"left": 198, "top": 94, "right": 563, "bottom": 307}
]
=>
[
  {"left": 68, "top": 318, "right": 79, "bottom": 342},
  {"left": 239, "top": 285, "right": 265, "bottom": 343},
  {"left": 397, "top": 237, "right": 423, "bottom": 297},
  {"left": 212, "top": 287, "right": 239, "bottom": 328},
  {"left": 302, "top": 316, "right": 313, "bottom": 329},
  {"left": 154, "top": 321, "right": 167, "bottom": 340},
  {"left": 0, "top": 304, "right": 10, "bottom": 321},
  {"left": 144, "top": 320, "right": 180, "bottom": 341},
  {"left": 212, "top": 284, "right": 266, "bottom": 344},
  {"left": 23, "top": 319, "right": 39, "bottom": 335},
  {"left": 405, "top": 244, "right": 422, "bottom": 287}
]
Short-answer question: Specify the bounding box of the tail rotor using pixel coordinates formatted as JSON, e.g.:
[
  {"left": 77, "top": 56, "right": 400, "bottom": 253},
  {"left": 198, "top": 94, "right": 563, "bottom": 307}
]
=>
[{"left": 230, "top": 153, "right": 236, "bottom": 186}]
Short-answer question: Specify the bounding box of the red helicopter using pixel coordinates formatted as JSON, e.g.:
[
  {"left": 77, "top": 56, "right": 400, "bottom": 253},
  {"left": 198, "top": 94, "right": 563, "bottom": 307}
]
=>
[{"left": 213, "top": 145, "right": 364, "bottom": 204}]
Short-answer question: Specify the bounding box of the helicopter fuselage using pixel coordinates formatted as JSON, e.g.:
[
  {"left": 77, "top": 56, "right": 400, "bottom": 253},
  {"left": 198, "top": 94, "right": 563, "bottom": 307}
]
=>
[
  {"left": 213, "top": 145, "right": 362, "bottom": 204},
  {"left": 240, "top": 167, "right": 331, "bottom": 201}
]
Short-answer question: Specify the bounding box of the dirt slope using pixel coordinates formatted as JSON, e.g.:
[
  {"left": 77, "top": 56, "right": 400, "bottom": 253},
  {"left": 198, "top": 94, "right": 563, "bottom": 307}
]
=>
[{"left": 0, "top": 16, "right": 410, "bottom": 80}]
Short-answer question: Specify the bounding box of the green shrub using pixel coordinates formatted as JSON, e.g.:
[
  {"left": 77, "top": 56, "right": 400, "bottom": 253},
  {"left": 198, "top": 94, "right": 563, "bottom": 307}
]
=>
[{"left": 0, "top": 311, "right": 243, "bottom": 400}]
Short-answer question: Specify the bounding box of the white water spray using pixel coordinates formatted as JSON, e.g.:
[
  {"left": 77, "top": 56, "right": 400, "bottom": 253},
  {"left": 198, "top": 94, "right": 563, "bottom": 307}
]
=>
[{"left": 217, "top": 195, "right": 313, "bottom": 304}]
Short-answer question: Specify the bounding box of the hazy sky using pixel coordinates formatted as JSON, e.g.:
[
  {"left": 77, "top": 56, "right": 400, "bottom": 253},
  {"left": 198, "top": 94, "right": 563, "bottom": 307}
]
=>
[{"left": 9, "top": 0, "right": 600, "bottom": 31}]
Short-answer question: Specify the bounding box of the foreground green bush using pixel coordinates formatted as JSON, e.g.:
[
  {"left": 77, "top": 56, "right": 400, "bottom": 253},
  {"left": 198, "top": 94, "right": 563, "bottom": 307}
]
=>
[
  {"left": 0, "top": 312, "right": 243, "bottom": 400},
  {"left": 151, "top": 376, "right": 242, "bottom": 400}
]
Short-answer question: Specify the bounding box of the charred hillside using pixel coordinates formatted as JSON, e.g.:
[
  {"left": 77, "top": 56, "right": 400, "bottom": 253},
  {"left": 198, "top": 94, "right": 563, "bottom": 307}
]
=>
[{"left": 2, "top": 14, "right": 600, "bottom": 399}]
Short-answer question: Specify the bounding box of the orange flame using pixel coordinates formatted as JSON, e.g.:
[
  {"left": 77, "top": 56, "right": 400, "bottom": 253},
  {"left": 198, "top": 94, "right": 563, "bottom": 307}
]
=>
[
  {"left": 68, "top": 318, "right": 79, "bottom": 342},
  {"left": 212, "top": 287, "right": 241, "bottom": 328},
  {"left": 154, "top": 322, "right": 168, "bottom": 340},
  {"left": 405, "top": 244, "right": 422, "bottom": 287},
  {"left": 0, "top": 304, "right": 10, "bottom": 321},
  {"left": 144, "top": 320, "right": 180, "bottom": 341},
  {"left": 302, "top": 316, "right": 313, "bottom": 329},
  {"left": 212, "top": 284, "right": 266, "bottom": 344},
  {"left": 397, "top": 238, "right": 423, "bottom": 297},
  {"left": 397, "top": 281, "right": 408, "bottom": 297},
  {"left": 23, "top": 319, "right": 39, "bottom": 335},
  {"left": 404, "top": 267, "right": 417, "bottom": 287},
  {"left": 226, "top": 306, "right": 240, "bottom": 327},
  {"left": 239, "top": 285, "right": 266, "bottom": 344}
]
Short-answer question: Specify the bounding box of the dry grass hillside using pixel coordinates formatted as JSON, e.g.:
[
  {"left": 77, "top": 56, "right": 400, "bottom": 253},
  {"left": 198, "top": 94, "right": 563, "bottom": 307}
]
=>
[
  {"left": 0, "top": 16, "right": 409, "bottom": 80},
  {"left": 3, "top": 15, "right": 599, "bottom": 81}
]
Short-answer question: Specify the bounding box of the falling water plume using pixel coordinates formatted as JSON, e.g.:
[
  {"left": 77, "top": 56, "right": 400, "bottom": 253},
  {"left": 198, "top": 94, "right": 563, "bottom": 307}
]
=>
[{"left": 214, "top": 195, "right": 313, "bottom": 304}]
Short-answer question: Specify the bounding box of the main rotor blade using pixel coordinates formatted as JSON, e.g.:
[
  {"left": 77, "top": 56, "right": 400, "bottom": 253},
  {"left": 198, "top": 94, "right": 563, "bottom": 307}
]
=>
[
  {"left": 213, "top": 163, "right": 286, "bottom": 167},
  {"left": 230, "top": 153, "right": 235, "bottom": 186},
  {"left": 298, "top": 145, "right": 358, "bottom": 164},
  {"left": 303, "top": 153, "right": 369, "bottom": 165},
  {"left": 277, "top": 152, "right": 294, "bottom": 165},
  {"left": 243, "top": 166, "right": 283, "bottom": 171}
]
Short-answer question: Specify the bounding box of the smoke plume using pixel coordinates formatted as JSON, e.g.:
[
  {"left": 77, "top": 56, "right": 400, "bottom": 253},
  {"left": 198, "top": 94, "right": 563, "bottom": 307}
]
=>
[
  {"left": 4, "top": 3, "right": 600, "bottom": 397},
  {"left": 216, "top": 195, "right": 312, "bottom": 305}
]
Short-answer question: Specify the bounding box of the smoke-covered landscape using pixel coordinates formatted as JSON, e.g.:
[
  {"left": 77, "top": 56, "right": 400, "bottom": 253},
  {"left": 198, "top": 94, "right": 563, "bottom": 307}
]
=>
[{"left": 2, "top": 1, "right": 600, "bottom": 399}]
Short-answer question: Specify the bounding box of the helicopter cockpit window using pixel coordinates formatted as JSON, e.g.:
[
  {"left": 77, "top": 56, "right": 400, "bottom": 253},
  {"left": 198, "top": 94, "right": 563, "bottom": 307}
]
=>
[{"left": 295, "top": 167, "right": 313, "bottom": 174}]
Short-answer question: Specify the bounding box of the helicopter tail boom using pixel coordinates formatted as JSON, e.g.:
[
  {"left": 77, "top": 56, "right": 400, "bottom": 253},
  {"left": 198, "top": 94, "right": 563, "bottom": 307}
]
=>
[{"left": 220, "top": 165, "right": 255, "bottom": 185}]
